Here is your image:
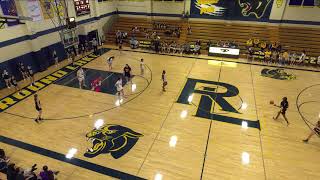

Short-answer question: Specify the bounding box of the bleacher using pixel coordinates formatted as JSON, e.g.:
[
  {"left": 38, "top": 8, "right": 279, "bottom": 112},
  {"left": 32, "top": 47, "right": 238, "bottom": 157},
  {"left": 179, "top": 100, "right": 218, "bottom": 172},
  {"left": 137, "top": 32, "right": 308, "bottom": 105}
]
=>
[
  {"left": 105, "top": 17, "right": 320, "bottom": 61},
  {"left": 105, "top": 17, "right": 187, "bottom": 45},
  {"left": 187, "top": 20, "right": 320, "bottom": 58}
]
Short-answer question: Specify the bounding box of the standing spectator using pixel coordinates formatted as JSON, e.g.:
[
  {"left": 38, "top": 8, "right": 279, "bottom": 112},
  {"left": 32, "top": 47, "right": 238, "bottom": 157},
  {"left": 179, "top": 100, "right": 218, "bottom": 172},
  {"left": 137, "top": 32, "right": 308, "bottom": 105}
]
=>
[
  {"left": 11, "top": 75, "right": 21, "bottom": 95},
  {"left": 18, "top": 62, "right": 29, "bottom": 81},
  {"left": 2, "top": 69, "right": 12, "bottom": 89},
  {"left": 27, "top": 65, "right": 35, "bottom": 86},
  {"left": 116, "top": 30, "right": 121, "bottom": 44},
  {"left": 92, "top": 38, "right": 98, "bottom": 53},
  {"left": 53, "top": 50, "right": 59, "bottom": 67}
]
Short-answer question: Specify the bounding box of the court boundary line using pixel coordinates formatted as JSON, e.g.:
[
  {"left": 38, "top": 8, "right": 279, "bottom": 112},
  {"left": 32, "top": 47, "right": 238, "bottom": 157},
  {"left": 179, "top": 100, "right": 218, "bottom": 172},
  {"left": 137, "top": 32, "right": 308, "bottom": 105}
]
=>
[
  {"left": 0, "top": 135, "right": 146, "bottom": 180},
  {"left": 200, "top": 62, "right": 223, "bottom": 180},
  {"left": 114, "top": 48, "right": 320, "bottom": 73},
  {"left": 249, "top": 64, "right": 268, "bottom": 180},
  {"left": 0, "top": 48, "right": 110, "bottom": 113}
]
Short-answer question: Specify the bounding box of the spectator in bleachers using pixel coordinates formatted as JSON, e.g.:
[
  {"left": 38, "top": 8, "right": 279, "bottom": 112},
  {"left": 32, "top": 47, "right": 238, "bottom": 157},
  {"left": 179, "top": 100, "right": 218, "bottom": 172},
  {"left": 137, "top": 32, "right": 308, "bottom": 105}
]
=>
[
  {"left": 271, "top": 51, "right": 278, "bottom": 64},
  {"left": 6, "top": 163, "right": 18, "bottom": 180},
  {"left": 40, "top": 165, "right": 59, "bottom": 180},
  {"left": 297, "top": 50, "right": 306, "bottom": 65},
  {"left": 193, "top": 44, "right": 201, "bottom": 55},
  {"left": 247, "top": 47, "right": 254, "bottom": 61},
  {"left": 116, "top": 30, "right": 121, "bottom": 44},
  {"left": 283, "top": 50, "right": 289, "bottom": 65},
  {"left": 289, "top": 51, "right": 297, "bottom": 65},
  {"left": 129, "top": 37, "right": 139, "bottom": 49},
  {"left": 187, "top": 25, "right": 192, "bottom": 35}
]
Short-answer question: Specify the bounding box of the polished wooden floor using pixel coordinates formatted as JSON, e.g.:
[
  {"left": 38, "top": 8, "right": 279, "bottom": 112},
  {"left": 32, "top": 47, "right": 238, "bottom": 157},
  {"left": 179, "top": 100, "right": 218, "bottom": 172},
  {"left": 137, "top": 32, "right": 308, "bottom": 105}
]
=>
[{"left": 0, "top": 48, "right": 319, "bottom": 180}]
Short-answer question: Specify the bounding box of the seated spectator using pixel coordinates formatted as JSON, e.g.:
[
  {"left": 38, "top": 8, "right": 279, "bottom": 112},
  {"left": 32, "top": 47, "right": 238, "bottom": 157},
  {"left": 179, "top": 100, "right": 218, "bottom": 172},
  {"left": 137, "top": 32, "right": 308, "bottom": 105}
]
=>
[
  {"left": 6, "top": 163, "right": 18, "bottom": 180},
  {"left": 297, "top": 50, "right": 306, "bottom": 65},
  {"left": 289, "top": 52, "right": 297, "bottom": 65},
  {"left": 0, "top": 149, "right": 9, "bottom": 173},
  {"left": 248, "top": 47, "right": 254, "bottom": 61},
  {"left": 40, "top": 165, "right": 59, "bottom": 180},
  {"left": 318, "top": 55, "right": 320, "bottom": 65},
  {"left": 187, "top": 25, "right": 192, "bottom": 35},
  {"left": 271, "top": 51, "right": 278, "bottom": 64},
  {"left": 193, "top": 44, "right": 201, "bottom": 55},
  {"left": 130, "top": 37, "right": 139, "bottom": 49},
  {"left": 283, "top": 50, "right": 289, "bottom": 65},
  {"left": 246, "top": 38, "right": 253, "bottom": 47},
  {"left": 230, "top": 40, "right": 237, "bottom": 48},
  {"left": 264, "top": 50, "right": 272, "bottom": 63}
]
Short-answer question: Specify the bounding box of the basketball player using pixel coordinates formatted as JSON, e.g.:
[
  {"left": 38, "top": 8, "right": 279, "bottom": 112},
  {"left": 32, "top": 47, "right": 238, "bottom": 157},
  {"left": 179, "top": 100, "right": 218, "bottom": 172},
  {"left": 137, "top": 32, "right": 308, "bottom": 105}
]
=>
[
  {"left": 140, "top": 59, "right": 144, "bottom": 75},
  {"left": 119, "top": 38, "right": 123, "bottom": 55},
  {"left": 162, "top": 70, "right": 167, "bottom": 92},
  {"left": 27, "top": 65, "right": 35, "bottom": 86},
  {"left": 34, "top": 94, "right": 43, "bottom": 123},
  {"left": 107, "top": 56, "right": 114, "bottom": 70},
  {"left": 77, "top": 67, "right": 85, "bottom": 89},
  {"left": 11, "top": 75, "right": 21, "bottom": 95},
  {"left": 303, "top": 120, "right": 320, "bottom": 143},
  {"left": 2, "top": 69, "right": 12, "bottom": 89},
  {"left": 91, "top": 77, "right": 102, "bottom": 92},
  {"left": 273, "top": 97, "right": 289, "bottom": 125},
  {"left": 123, "top": 64, "right": 132, "bottom": 84},
  {"left": 18, "top": 62, "right": 29, "bottom": 81},
  {"left": 115, "top": 77, "right": 124, "bottom": 100}
]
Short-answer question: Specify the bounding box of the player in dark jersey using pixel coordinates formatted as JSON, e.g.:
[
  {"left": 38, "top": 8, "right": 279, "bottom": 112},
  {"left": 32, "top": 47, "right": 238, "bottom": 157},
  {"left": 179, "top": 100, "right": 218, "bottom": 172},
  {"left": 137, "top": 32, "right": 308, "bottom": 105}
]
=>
[
  {"left": 123, "top": 64, "right": 132, "bottom": 84},
  {"left": 273, "top": 97, "right": 289, "bottom": 125},
  {"left": 34, "top": 94, "right": 43, "bottom": 123},
  {"left": 303, "top": 120, "right": 320, "bottom": 143}
]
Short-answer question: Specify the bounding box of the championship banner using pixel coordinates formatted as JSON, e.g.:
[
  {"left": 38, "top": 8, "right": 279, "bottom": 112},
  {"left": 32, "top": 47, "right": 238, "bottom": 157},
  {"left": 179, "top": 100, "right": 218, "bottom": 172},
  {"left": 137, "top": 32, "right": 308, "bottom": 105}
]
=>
[
  {"left": 39, "top": 0, "right": 65, "bottom": 20},
  {"left": 27, "top": 0, "right": 43, "bottom": 21},
  {"left": 190, "top": 0, "right": 274, "bottom": 21}
]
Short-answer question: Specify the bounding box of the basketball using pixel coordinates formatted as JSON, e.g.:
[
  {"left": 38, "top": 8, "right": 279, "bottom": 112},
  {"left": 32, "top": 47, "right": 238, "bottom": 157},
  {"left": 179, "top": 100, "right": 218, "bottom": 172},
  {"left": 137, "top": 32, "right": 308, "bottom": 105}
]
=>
[{"left": 270, "top": 100, "right": 274, "bottom": 105}]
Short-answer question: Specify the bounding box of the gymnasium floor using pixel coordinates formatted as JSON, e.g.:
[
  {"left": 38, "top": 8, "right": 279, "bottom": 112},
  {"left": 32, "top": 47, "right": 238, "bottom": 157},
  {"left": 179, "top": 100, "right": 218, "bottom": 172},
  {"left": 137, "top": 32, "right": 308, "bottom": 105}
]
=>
[{"left": 0, "top": 47, "right": 320, "bottom": 180}]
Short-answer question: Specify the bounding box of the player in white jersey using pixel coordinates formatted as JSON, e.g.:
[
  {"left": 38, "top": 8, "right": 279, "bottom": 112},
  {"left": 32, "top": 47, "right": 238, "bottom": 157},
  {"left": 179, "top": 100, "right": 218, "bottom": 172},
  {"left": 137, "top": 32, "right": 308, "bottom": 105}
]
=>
[
  {"left": 77, "top": 67, "right": 85, "bottom": 89},
  {"left": 140, "top": 58, "right": 144, "bottom": 75},
  {"left": 162, "top": 70, "right": 167, "bottom": 92},
  {"left": 107, "top": 56, "right": 114, "bottom": 70},
  {"left": 115, "top": 77, "right": 124, "bottom": 100}
]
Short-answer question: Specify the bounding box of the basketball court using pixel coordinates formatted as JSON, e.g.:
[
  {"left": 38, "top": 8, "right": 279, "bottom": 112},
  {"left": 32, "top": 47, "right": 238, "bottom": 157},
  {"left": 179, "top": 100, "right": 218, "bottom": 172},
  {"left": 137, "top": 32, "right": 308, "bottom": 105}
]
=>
[{"left": 0, "top": 46, "right": 319, "bottom": 180}]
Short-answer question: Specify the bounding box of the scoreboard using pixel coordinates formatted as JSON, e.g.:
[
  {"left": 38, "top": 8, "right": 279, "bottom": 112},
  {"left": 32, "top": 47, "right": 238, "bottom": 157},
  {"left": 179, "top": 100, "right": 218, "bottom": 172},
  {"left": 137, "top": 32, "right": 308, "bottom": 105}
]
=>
[{"left": 74, "top": 0, "right": 90, "bottom": 16}]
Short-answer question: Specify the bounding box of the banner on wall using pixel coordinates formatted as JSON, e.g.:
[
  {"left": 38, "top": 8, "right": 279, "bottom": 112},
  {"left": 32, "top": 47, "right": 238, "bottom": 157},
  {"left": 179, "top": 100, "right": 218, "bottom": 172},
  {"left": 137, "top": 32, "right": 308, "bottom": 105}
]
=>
[
  {"left": 190, "top": 0, "right": 274, "bottom": 21},
  {"left": 27, "top": 0, "right": 43, "bottom": 21},
  {"left": 39, "top": 0, "right": 65, "bottom": 20},
  {"left": 0, "top": 0, "right": 19, "bottom": 26}
]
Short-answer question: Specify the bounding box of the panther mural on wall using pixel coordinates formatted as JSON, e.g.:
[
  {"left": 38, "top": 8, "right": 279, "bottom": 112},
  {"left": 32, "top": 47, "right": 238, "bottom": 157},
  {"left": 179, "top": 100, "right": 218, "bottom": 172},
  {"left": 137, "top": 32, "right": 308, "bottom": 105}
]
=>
[{"left": 238, "top": 0, "right": 273, "bottom": 18}]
